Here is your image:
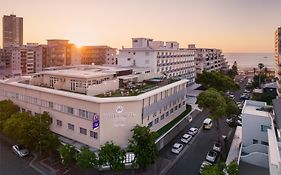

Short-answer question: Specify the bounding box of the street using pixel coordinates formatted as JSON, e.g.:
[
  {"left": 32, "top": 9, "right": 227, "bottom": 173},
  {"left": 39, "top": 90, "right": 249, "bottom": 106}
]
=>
[
  {"left": 165, "top": 116, "right": 234, "bottom": 175},
  {"left": 0, "top": 139, "right": 40, "bottom": 175}
]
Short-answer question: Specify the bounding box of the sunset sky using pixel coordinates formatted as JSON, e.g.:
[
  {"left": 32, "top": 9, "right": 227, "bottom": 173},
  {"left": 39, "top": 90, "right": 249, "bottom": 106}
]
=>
[{"left": 0, "top": 0, "right": 280, "bottom": 52}]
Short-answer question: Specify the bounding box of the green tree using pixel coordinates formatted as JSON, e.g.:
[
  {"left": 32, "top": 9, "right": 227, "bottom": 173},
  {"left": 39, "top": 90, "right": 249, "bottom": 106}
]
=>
[
  {"left": 59, "top": 144, "right": 76, "bottom": 167},
  {"left": 0, "top": 100, "right": 19, "bottom": 131},
  {"left": 98, "top": 141, "right": 126, "bottom": 171},
  {"left": 3, "top": 111, "right": 59, "bottom": 154},
  {"left": 225, "top": 161, "right": 239, "bottom": 175},
  {"left": 202, "top": 164, "right": 221, "bottom": 175},
  {"left": 196, "top": 71, "right": 239, "bottom": 92},
  {"left": 197, "top": 89, "right": 227, "bottom": 141},
  {"left": 225, "top": 99, "right": 240, "bottom": 117},
  {"left": 128, "top": 125, "right": 158, "bottom": 170},
  {"left": 227, "top": 61, "right": 238, "bottom": 79},
  {"left": 76, "top": 146, "right": 97, "bottom": 170},
  {"left": 258, "top": 63, "right": 264, "bottom": 88}
]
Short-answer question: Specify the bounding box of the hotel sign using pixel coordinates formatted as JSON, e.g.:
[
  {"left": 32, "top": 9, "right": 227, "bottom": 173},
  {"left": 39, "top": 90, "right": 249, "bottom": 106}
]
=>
[{"left": 92, "top": 113, "right": 99, "bottom": 130}]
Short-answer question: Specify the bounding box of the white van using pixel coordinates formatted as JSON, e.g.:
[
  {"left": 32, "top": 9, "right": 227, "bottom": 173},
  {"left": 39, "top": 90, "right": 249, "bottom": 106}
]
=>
[{"left": 203, "top": 118, "right": 212, "bottom": 129}]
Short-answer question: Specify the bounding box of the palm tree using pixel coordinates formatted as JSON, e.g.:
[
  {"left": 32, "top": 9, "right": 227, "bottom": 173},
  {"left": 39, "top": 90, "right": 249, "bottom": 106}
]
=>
[
  {"left": 253, "top": 67, "right": 256, "bottom": 76},
  {"left": 258, "top": 63, "right": 264, "bottom": 88}
]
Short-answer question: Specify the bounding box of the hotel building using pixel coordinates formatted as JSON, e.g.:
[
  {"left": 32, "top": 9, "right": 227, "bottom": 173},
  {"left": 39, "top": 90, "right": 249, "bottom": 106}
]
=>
[
  {"left": 0, "top": 65, "right": 188, "bottom": 150},
  {"left": 117, "top": 38, "right": 196, "bottom": 85}
]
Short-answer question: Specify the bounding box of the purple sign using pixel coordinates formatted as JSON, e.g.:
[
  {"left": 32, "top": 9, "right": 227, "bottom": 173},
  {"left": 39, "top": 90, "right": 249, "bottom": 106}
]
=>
[{"left": 93, "top": 113, "right": 99, "bottom": 129}]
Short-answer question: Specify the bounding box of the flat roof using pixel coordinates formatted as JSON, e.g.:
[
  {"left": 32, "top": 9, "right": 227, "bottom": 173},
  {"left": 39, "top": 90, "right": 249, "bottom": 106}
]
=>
[
  {"left": 242, "top": 100, "right": 269, "bottom": 117},
  {"left": 39, "top": 69, "right": 115, "bottom": 79},
  {"left": 1, "top": 79, "right": 188, "bottom": 103}
]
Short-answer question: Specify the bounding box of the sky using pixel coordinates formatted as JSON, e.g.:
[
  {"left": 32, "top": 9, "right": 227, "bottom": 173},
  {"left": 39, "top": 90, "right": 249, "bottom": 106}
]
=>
[{"left": 0, "top": 0, "right": 280, "bottom": 52}]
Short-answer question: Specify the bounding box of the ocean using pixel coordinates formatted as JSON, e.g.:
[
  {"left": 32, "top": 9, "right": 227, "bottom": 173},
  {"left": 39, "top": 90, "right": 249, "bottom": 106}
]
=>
[{"left": 224, "top": 53, "right": 275, "bottom": 69}]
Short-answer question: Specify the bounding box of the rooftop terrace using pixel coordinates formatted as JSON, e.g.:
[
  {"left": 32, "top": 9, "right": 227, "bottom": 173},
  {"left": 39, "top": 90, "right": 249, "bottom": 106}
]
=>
[{"left": 95, "top": 78, "right": 180, "bottom": 98}]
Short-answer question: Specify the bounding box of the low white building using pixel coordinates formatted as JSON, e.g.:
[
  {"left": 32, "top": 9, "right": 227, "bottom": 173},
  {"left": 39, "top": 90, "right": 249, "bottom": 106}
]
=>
[
  {"left": 117, "top": 38, "right": 196, "bottom": 85},
  {"left": 228, "top": 100, "right": 281, "bottom": 175},
  {"left": 0, "top": 65, "right": 189, "bottom": 150}
]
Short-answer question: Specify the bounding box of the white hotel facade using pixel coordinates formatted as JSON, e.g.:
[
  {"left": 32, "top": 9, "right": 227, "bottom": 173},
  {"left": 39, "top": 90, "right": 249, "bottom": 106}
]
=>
[
  {"left": 0, "top": 66, "right": 188, "bottom": 150},
  {"left": 118, "top": 38, "right": 196, "bottom": 85}
]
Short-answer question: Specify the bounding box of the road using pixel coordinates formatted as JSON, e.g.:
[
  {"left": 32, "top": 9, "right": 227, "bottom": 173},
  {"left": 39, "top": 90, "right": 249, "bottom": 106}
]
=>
[
  {"left": 165, "top": 116, "right": 234, "bottom": 175},
  {"left": 0, "top": 139, "right": 40, "bottom": 175}
]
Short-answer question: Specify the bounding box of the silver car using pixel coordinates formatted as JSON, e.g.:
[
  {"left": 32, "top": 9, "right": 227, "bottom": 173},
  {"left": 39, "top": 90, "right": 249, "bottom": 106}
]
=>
[
  {"left": 12, "top": 145, "right": 29, "bottom": 157},
  {"left": 171, "top": 143, "right": 183, "bottom": 154},
  {"left": 180, "top": 134, "right": 192, "bottom": 144},
  {"left": 206, "top": 150, "right": 217, "bottom": 163},
  {"left": 188, "top": 127, "right": 198, "bottom": 136}
]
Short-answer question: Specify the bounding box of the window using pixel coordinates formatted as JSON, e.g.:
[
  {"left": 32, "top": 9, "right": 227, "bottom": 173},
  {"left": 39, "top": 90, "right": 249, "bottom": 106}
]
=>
[
  {"left": 80, "top": 127, "right": 87, "bottom": 135},
  {"left": 56, "top": 120, "right": 62, "bottom": 126},
  {"left": 160, "top": 114, "right": 165, "bottom": 120},
  {"left": 154, "top": 118, "right": 159, "bottom": 124},
  {"left": 90, "top": 131, "right": 98, "bottom": 139},
  {"left": 165, "top": 111, "right": 169, "bottom": 117},
  {"left": 253, "top": 139, "right": 258, "bottom": 144},
  {"left": 170, "top": 108, "right": 174, "bottom": 114},
  {"left": 68, "top": 123, "right": 74, "bottom": 131},
  {"left": 148, "top": 122, "right": 153, "bottom": 128},
  {"left": 67, "top": 107, "right": 74, "bottom": 114},
  {"left": 261, "top": 125, "right": 271, "bottom": 132}
]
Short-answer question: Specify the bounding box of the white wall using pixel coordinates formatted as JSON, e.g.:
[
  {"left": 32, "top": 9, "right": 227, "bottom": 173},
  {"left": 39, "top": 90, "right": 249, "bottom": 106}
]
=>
[
  {"left": 242, "top": 113, "right": 272, "bottom": 147},
  {"left": 87, "top": 80, "right": 119, "bottom": 96}
]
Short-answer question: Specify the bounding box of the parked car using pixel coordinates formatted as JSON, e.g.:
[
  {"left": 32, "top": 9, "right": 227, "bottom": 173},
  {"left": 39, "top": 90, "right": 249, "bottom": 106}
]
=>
[
  {"left": 213, "top": 142, "right": 222, "bottom": 152},
  {"left": 181, "top": 134, "right": 192, "bottom": 144},
  {"left": 199, "top": 161, "right": 212, "bottom": 174},
  {"left": 171, "top": 143, "right": 184, "bottom": 154},
  {"left": 206, "top": 150, "right": 218, "bottom": 163},
  {"left": 229, "top": 94, "right": 235, "bottom": 99},
  {"left": 203, "top": 118, "right": 212, "bottom": 130},
  {"left": 188, "top": 127, "right": 198, "bottom": 136},
  {"left": 187, "top": 116, "right": 192, "bottom": 122},
  {"left": 12, "top": 145, "right": 29, "bottom": 157}
]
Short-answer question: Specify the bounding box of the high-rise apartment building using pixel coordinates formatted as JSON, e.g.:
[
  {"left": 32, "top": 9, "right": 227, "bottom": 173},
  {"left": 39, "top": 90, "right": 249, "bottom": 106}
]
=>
[
  {"left": 117, "top": 38, "right": 196, "bottom": 85},
  {"left": 2, "top": 14, "right": 23, "bottom": 48},
  {"left": 275, "top": 27, "right": 281, "bottom": 81},
  {"left": 185, "top": 44, "right": 228, "bottom": 74},
  {"left": 46, "top": 40, "right": 71, "bottom": 67}
]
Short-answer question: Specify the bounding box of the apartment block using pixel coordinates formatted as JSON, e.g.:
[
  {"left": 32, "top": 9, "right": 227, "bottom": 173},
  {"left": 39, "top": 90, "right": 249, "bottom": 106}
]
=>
[
  {"left": 274, "top": 27, "right": 281, "bottom": 86},
  {"left": 185, "top": 44, "right": 228, "bottom": 73},
  {"left": 46, "top": 40, "right": 71, "bottom": 67},
  {"left": 118, "top": 38, "right": 196, "bottom": 85},
  {"left": 2, "top": 14, "right": 23, "bottom": 48}
]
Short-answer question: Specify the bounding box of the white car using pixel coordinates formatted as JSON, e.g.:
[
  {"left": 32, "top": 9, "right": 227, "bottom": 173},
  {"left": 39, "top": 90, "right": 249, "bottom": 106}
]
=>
[
  {"left": 199, "top": 161, "right": 212, "bottom": 174},
  {"left": 180, "top": 134, "right": 192, "bottom": 144},
  {"left": 188, "top": 127, "right": 198, "bottom": 136},
  {"left": 187, "top": 116, "right": 192, "bottom": 122},
  {"left": 12, "top": 145, "right": 29, "bottom": 157},
  {"left": 213, "top": 142, "right": 222, "bottom": 152},
  {"left": 206, "top": 150, "right": 217, "bottom": 163},
  {"left": 171, "top": 143, "right": 184, "bottom": 154}
]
